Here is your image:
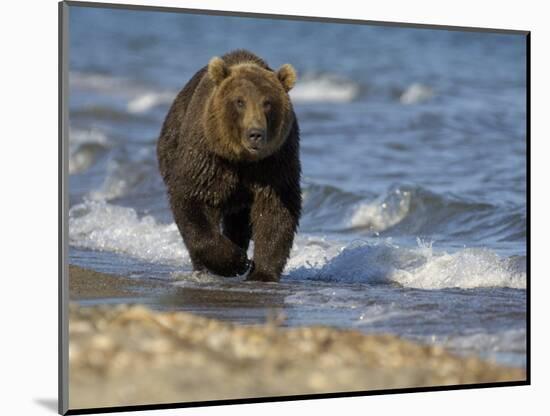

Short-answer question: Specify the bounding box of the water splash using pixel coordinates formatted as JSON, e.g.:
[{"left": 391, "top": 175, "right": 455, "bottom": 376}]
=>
[
  {"left": 348, "top": 188, "right": 412, "bottom": 231},
  {"left": 69, "top": 199, "right": 189, "bottom": 266}
]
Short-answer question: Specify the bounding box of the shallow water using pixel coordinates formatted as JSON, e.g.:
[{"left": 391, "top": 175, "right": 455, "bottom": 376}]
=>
[{"left": 68, "top": 7, "right": 527, "bottom": 367}]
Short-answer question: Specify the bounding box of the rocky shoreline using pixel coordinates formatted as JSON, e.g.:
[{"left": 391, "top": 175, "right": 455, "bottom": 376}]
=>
[{"left": 68, "top": 266, "right": 525, "bottom": 410}]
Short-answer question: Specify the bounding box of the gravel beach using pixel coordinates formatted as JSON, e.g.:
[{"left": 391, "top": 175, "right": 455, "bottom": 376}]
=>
[{"left": 68, "top": 266, "right": 525, "bottom": 410}]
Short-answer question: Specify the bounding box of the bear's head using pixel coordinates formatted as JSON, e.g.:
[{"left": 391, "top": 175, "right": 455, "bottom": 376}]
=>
[{"left": 204, "top": 56, "right": 297, "bottom": 162}]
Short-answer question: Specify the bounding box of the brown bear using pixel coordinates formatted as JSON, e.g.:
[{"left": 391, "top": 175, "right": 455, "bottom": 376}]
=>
[{"left": 157, "top": 49, "right": 301, "bottom": 282}]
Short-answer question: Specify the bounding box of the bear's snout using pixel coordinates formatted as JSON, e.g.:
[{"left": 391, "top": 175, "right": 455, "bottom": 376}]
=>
[{"left": 246, "top": 128, "right": 267, "bottom": 149}]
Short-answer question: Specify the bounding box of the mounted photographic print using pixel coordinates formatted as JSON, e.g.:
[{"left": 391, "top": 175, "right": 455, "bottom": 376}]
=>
[{"left": 59, "top": 1, "right": 529, "bottom": 414}]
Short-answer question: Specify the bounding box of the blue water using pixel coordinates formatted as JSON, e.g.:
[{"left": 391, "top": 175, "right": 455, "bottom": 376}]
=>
[{"left": 67, "top": 6, "right": 527, "bottom": 368}]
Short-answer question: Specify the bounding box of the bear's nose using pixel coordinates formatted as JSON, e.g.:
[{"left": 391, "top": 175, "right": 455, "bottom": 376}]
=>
[{"left": 247, "top": 128, "right": 266, "bottom": 146}]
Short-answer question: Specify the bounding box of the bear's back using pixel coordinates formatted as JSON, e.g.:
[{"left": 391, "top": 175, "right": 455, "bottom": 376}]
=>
[{"left": 157, "top": 66, "right": 207, "bottom": 182}]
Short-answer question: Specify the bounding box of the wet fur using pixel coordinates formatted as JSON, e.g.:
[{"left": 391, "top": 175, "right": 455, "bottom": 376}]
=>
[{"left": 157, "top": 50, "right": 301, "bottom": 282}]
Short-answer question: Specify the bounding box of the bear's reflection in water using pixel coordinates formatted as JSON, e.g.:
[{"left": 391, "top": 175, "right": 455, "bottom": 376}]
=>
[{"left": 157, "top": 283, "right": 288, "bottom": 325}]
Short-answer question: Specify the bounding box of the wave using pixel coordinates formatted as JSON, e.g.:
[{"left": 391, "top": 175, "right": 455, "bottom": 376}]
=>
[
  {"left": 127, "top": 92, "right": 176, "bottom": 113},
  {"left": 69, "top": 200, "right": 526, "bottom": 290},
  {"left": 300, "top": 182, "right": 361, "bottom": 231},
  {"left": 69, "top": 200, "right": 189, "bottom": 266},
  {"left": 70, "top": 72, "right": 445, "bottom": 114},
  {"left": 72, "top": 71, "right": 363, "bottom": 117},
  {"left": 125, "top": 74, "right": 364, "bottom": 113},
  {"left": 70, "top": 128, "right": 109, "bottom": 146},
  {"left": 301, "top": 183, "right": 420, "bottom": 234},
  {"left": 69, "top": 128, "right": 109, "bottom": 174},
  {"left": 345, "top": 185, "right": 488, "bottom": 235},
  {"left": 70, "top": 71, "right": 158, "bottom": 101},
  {"left": 291, "top": 73, "right": 360, "bottom": 103},
  {"left": 399, "top": 83, "right": 434, "bottom": 105},
  {"left": 71, "top": 71, "right": 175, "bottom": 114},
  {"left": 87, "top": 158, "right": 156, "bottom": 201},
  {"left": 348, "top": 187, "right": 412, "bottom": 232},
  {"left": 301, "top": 182, "right": 526, "bottom": 244},
  {"left": 288, "top": 238, "right": 526, "bottom": 289}
]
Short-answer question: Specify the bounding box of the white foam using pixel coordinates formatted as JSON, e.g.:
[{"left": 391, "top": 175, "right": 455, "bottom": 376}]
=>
[
  {"left": 69, "top": 128, "right": 108, "bottom": 146},
  {"left": 389, "top": 245, "right": 526, "bottom": 289},
  {"left": 71, "top": 71, "right": 176, "bottom": 114},
  {"left": 285, "top": 235, "right": 342, "bottom": 272},
  {"left": 290, "top": 74, "right": 359, "bottom": 103},
  {"left": 127, "top": 91, "right": 176, "bottom": 113},
  {"left": 69, "top": 200, "right": 189, "bottom": 266},
  {"left": 67, "top": 200, "right": 339, "bottom": 275},
  {"left": 348, "top": 188, "right": 412, "bottom": 231},
  {"left": 400, "top": 83, "right": 434, "bottom": 105},
  {"left": 293, "top": 239, "right": 526, "bottom": 289},
  {"left": 69, "top": 147, "right": 100, "bottom": 175},
  {"left": 69, "top": 128, "right": 109, "bottom": 174},
  {"left": 68, "top": 200, "right": 525, "bottom": 290}
]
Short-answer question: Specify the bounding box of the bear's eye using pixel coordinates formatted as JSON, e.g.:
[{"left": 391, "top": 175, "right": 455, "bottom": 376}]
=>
[
  {"left": 235, "top": 98, "right": 245, "bottom": 108},
  {"left": 263, "top": 100, "right": 272, "bottom": 111}
]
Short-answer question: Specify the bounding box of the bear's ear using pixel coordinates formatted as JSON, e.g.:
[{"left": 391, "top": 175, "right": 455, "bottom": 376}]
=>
[
  {"left": 208, "top": 57, "right": 230, "bottom": 85},
  {"left": 277, "top": 64, "right": 297, "bottom": 92}
]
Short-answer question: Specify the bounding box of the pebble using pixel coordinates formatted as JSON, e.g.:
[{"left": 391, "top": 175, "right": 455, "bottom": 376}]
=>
[{"left": 68, "top": 304, "right": 525, "bottom": 409}]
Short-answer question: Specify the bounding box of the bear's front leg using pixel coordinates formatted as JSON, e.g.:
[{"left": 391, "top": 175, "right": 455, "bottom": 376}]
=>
[
  {"left": 247, "top": 187, "right": 300, "bottom": 282},
  {"left": 222, "top": 209, "right": 252, "bottom": 252},
  {"left": 172, "top": 198, "right": 251, "bottom": 277}
]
